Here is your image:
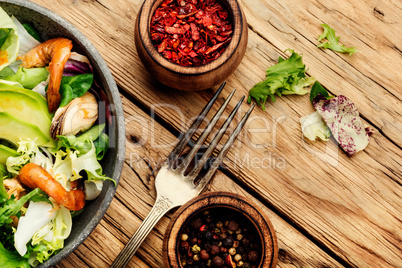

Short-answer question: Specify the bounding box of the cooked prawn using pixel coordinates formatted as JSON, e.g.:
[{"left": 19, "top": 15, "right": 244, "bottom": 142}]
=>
[
  {"left": 17, "top": 163, "right": 85, "bottom": 211},
  {"left": 18, "top": 37, "right": 73, "bottom": 113},
  {"left": 3, "top": 178, "right": 26, "bottom": 200}
]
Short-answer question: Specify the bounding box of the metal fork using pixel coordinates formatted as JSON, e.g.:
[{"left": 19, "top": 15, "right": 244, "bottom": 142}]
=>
[{"left": 110, "top": 82, "right": 255, "bottom": 267}]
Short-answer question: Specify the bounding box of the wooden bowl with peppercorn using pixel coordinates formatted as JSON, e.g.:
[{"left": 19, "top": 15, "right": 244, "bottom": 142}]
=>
[
  {"left": 163, "top": 192, "right": 278, "bottom": 268},
  {"left": 134, "top": 0, "right": 248, "bottom": 91}
]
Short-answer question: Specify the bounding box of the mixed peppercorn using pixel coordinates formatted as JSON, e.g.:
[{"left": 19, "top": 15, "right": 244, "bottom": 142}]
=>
[
  {"left": 178, "top": 208, "right": 261, "bottom": 268},
  {"left": 150, "top": 0, "right": 233, "bottom": 67}
]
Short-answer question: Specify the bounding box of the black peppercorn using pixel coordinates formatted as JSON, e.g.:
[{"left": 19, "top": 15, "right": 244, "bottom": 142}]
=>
[
  {"left": 191, "top": 237, "right": 198, "bottom": 245},
  {"left": 241, "top": 237, "right": 250, "bottom": 246},
  {"left": 205, "top": 214, "right": 213, "bottom": 223},
  {"left": 211, "top": 256, "right": 224, "bottom": 267},
  {"left": 223, "top": 235, "right": 234, "bottom": 247},
  {"left": 190, "top": 217, "right": 203, "bottom": 229},
  {"left": 247, "top": 250, "right": 259, "bottom": 263},
  {"left": 243, "top": 262, "right": 252, "bottom": 268},
  {"left": 180, "top": 241, "right": 189, "bottom": 253},
  {"left": 210, "top": 244, "right": 220, "bottom": 255},
  {"left": 178, "top": 208, "right": 262, "bottom": 267},
  {"left": 200, "top": 249, "right": 209, "bottom": 260},
  {"left": 227, "top": 220, "right": 239, "bottom": 232}
]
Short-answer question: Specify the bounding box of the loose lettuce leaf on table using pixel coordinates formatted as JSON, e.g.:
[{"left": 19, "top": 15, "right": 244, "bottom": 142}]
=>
[
  {"left": 310, "top": 80, "right": 334, "bottom": 103},
  {"left": 248, "top": 50, "right": 315, "bottom": 110},
  {"left": 317, "top": 24, "right": 357, "bottom": 55},
  {"left": 311, "top": 84, "right": 371, "bottom": 156},
  {"left": 300, "top": 111, "right": 331, "bottom": 141}
]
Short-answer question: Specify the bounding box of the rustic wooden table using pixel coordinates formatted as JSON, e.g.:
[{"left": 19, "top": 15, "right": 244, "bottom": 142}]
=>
[{"left": 31, "top": 0, "right": 401, "bottom": 267}]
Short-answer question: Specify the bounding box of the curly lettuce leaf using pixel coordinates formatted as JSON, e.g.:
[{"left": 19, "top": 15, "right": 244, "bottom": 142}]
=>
[
  {"left": 14, "top": 201, "right": 57, "bottom": 256},
  {"left": 248, "top": 50, "right": 315, "bottom": 110},
  {"left": 30, "top": 206, "right": 71, "bottom": 265},
  {"left": 54, "top": 124, "right": 109, "bottom": 160},
  {"left": 6, "top": 140, "right": 39, "bottom": 175},
  {"left": 318, "top": 24, "right": 357, "bottom": 55},
  {"left": 70, "top": 142, "right": 113, "bottom": 184},
  {"left": 0, "top": 188, "right": 49, "bottom": 226}
]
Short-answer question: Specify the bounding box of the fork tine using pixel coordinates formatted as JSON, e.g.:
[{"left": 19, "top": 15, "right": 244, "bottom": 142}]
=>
[
  {"left": 167, "top": 82, "right": 226, "bottom": 166},
  {"left": 195, "top": 103, "right": 255, "bottom": 193},
  {"left": 176, "top": 88, "right": 237, "bottom": 173},
  {"left": 187, "top": 96, "right": 245, "bottom": 179}
]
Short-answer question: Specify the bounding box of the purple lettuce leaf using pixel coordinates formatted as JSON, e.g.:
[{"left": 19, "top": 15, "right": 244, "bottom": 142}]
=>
[{"left": 313, "top": 95, "right": 370, "bottom": 156}]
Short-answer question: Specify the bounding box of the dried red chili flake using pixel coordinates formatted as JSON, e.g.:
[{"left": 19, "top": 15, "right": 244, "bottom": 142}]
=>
[{"left": 150, "top": 0, "right": 233, "bottom": 67}]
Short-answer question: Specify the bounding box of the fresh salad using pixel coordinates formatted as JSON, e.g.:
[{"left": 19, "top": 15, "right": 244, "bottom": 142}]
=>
[{"left": 0, "top": 7, "right": 113, "bottom": 267}]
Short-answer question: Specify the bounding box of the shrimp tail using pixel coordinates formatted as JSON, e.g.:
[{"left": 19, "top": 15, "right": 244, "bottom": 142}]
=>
[
  {"left": 18, "top": 37, "right": 73, "bottom": 113},
  {"left": 17, "top": 163, "right": 85, "bottom": 211}
]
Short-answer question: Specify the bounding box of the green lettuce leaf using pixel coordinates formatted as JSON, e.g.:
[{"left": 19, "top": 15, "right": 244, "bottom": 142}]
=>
[
  {"left": 317, "top": 24, "right": 357, "bottom": 55},
  {"left": 59, "top": 73, "right": 93, "bottom": 107},
  {"left": 0, "top": 7, "right": 19, "bottom": 70},
  {"left": 0, "top": 28, "right": 12, "bottom": 48},
  {"left": 0, "top": 164, "right": 8, "bottom": 203},
  {"left": 30, "top": 206, "right": 72, "bottom": 265},
  {"left": 300, "top": 111, "right": 331, "bottom": 141},
  {"left": 22, "top": 23, "right": 41, "bottom": 42},
  {"left": 0, "top": 66, "right": 14, "bottom": 77},
  {"left": 3, "top": 67, "right": 49, "bottom": 89},
  {"left": 53, "top": 124, "right": 109, "bottom": 160},
  {"left": 0, "top": 188, "right": 49, "bottom": 226},
  {"left": 310, "top": 81, "right": 334, "bottom": 103},
  {"left": 248, "top": 50, "right": 315, "bottom": 110},
  {"left": 6, "top": 140, "right": 38, "bottom": 175},
  {"left": 93, "top": 133, "right": 109, "bottom": 160},
  {"left": 0, "top": 241, "right": 30, "bottom": 268}
]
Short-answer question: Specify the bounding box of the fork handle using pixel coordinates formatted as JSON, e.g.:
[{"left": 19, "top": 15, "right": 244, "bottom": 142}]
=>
[{"left": 110, "top": 196, "right": 175, "bottom": 268}]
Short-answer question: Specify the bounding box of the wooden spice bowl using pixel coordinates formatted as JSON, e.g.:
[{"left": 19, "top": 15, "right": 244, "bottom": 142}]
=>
[
  {"left": 163, "top": 192, "right": 278, "bottom": 267},
  {"left": 134, "top": 0, "right": 248, "bottom": 91}
]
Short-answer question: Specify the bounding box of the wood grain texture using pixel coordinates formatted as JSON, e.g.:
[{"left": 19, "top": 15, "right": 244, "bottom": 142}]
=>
[
  {"left": 28, "top": 0, "right": 402, "bottom": 267},
  {"left": 56, "top": 95, "right": 343, "bottom": 267}
]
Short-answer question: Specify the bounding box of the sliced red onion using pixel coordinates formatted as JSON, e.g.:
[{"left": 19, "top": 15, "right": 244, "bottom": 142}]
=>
[
  {"left": 63, "top": 52, "right": 93, "bottom": 76},
  {"left": 313, "top": 95, "right": 370, "bottom": 156}
]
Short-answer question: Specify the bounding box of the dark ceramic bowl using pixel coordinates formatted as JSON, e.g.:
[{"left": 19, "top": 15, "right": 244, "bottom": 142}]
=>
[{"left": 0, "top": 0, "right": 125, "bottom": 267}]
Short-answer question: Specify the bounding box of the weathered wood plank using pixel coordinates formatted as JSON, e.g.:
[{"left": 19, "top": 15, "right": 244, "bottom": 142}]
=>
[
  {"left": 57, "top": 95, "right": 342, "bottom": 267},
  {"left": 239, "top": 0, "right": 402, "bottom": 145}
]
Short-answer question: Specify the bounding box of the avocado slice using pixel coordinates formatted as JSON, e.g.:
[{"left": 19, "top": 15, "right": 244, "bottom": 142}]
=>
[
  {"left": 0, "top": 90, "right": 54, "bottom": 144},
  {"left": 0, "top": 112, "right": 53, "bottom": 147},
  {"left": 0, "top": 82, "right": 52, "bottom": 119},
  {"left": 0, "top": 144, "right": 18, "bottom": 165}
]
